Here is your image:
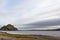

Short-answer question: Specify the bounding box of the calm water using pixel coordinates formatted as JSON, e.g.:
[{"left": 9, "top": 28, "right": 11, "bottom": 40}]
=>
[{"left": 1, "top": 31, "right": 60, "bottom": 37}]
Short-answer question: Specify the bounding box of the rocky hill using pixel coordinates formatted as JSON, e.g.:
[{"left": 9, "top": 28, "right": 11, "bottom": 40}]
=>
[{"left": 0, "top": 24, "right": 18, "bottom": 31}]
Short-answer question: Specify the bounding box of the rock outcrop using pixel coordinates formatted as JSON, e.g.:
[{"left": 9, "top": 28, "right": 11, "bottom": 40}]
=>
[{"left": 0, "top": 24, "right": 18, "bottom": 31}]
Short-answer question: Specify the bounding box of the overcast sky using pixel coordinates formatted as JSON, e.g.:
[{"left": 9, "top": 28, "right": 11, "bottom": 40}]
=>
[{"left": 0, "top": 0, "right": 60, "bottom": 29}]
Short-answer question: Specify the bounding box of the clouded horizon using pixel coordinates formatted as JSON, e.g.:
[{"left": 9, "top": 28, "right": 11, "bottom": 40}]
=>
[{"left": 0, "top": 0, "right": 60, "bottom": 29}]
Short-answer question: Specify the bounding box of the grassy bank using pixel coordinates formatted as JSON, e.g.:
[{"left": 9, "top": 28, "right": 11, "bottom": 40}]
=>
[
  {"left": 0, "top": 33, "right": 33, "bottom": 38},
  {"left": 0, "top": 32, "right": 60, "bottom": 40}
]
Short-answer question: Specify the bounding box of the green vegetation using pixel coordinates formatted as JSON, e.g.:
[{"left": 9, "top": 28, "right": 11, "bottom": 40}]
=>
[
  {"left": 0, "top": 24, "right": 18, "bottom": 31},
  {"left": 0, "top": 33, "right": 33, "bottom": 38},
  {"left": 0, "top": 32, "right": 60, "bottom": 40}
]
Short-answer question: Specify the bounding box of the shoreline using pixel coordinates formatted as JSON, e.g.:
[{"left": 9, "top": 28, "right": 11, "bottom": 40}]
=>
[{"left": 0, "top": 32, "right": 60, "bottom": 40}]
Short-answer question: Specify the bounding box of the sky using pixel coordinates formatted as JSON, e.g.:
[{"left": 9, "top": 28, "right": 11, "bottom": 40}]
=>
[{"left": 0, "top": 0, "right": 60, "bottom": 30}]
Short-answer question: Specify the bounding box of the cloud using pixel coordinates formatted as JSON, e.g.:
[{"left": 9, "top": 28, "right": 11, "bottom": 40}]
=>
[
  {"left": 0, "top": 0, "right": 20, "bottom": 25},
  {"left": 26, "top": 18, "right": 60, "bottom": 27},
  {"left": 17, "top": 18, "right": 60, "bottom": 30},
  {"left": 12, "top": 0, "right": 60, "bottom": 25},
  {"left": 0, "top": 0, "right": 60, "bottom": 29}
]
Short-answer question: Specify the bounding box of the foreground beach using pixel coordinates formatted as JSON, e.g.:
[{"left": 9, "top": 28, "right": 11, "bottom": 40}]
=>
[{"left": 0, "top": 32, "right": 60, "bottom": 40}]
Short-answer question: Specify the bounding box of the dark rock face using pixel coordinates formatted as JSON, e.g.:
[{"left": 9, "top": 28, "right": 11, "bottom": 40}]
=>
[{"left": 0, "top": 24, "right": 18, "bottom": 31}]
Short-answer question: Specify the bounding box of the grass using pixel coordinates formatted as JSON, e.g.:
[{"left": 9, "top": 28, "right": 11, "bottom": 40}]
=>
[
  {"left": 0, "top": 32, "right": 60, "bottom": 40},
  {"left": 0, "top": 33, "right": 33, "bottom": 38}
]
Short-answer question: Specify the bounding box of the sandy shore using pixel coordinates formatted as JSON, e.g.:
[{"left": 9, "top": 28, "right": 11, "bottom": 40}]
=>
[{"left": 0, "top": 35, "right": 60, "bottom": 40}]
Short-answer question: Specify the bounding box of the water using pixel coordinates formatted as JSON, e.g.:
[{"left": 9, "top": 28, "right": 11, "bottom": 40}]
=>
[{"left": 1, "top": 31, "right": 60, "bottom": 37}]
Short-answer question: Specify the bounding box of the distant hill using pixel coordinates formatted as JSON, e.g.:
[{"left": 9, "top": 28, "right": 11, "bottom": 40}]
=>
[
  {"left": 21, "top": 28, "right": 60, "bottom": 31},
  {"left": 40, "top": 28, "right": 60, "bottom": 31},
  {"left": 50, "top": 28, "right": 60, "bottom": 31},
  {"left": 0, "top": 24, "right": 18, "bottom": 31}
]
